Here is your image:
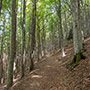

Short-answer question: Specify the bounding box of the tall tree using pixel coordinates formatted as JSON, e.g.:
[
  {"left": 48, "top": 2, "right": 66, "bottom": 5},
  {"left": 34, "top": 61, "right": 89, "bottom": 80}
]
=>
[
  {"left": 37, "top": 23, "right": 41, "bottom": 61},
  {"left": 29, "top": 0, "right": 36, "bottom": 72},
  {"left": 63, "top": 11, "right": 68, "bottom": 45},
  {"left": 57, "top": 0, "right": 66, "bottom": 57},
  {"left": 0, "top": 0, "right": 3, "bottom": 15},
  {"left": 7, "top": 0, "right": 16, "bottom": 88},
  {"left": 42, "top": 18, "right": 46, "bottom": 56},
  {"left": 72, "top": 0, "right": 84, "bottom": 64},
  {"left": 0, "top": 15, "right": 5, "bottom": 83},
  {"left": 20, "top": 0, "right": 26, "bottom": 79}
]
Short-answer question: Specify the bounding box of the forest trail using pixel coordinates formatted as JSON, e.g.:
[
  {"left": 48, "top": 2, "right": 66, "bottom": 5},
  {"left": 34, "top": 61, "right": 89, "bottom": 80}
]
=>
[
  {"left": 9, "top": 36, "right": 90, "bottom": 90},
  {"left": 1, "top": 37, "right": 90, "bottom": 90}
]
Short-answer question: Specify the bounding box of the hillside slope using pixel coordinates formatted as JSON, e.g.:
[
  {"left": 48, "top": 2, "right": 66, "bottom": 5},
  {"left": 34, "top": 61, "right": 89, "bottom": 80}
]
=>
[{"left": 8, "top": 37, "right": 90, "bottom": 90}]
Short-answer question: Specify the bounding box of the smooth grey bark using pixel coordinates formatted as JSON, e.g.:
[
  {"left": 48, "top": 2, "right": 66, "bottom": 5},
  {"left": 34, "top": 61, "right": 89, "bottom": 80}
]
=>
[
  {"left": 26, "top": 26, "right": 31, "bottom": 67},
  {"left": 72, "top": 0, "right": 82, "bottom": 55},
  {"left": 0, "top": 0, "right": 3, "bottom": 82},
  {"left": 72, "top": 0, "right": 79, "bottom": 54},
  {"left": 29, "top": 0, "right": 36, "bottom": 72},
  {"left": 0, "top": 16, "right": 5, "bottom": 83},
  {"left": 37, "top": 24, "right": 41, "bottom": 61},
  {"left": 51, "top": 24, "right": 55, "bottom": 50},
  {"left": 26, "top": 25, "right": 31, "bottom": 54},
  {"left": 87, "top": 2, "right": 90, "bottom": 34},
  {"left": 51, "top": 23, "right": 57, "bottom": 50},
  {"left": 78, "top": 0, "right": 83, "bottom": 50},
  {"left": 81, "top": 0, "right": 85, "bottom": 40},
  {"left": 20, "top": 0, "right": 26, "bottom": 79},
  {"left": 42, "top": 18, "right": 46, "bottom": 56},
  {"left": 58, "top": 0, "right": 63, "bottom": 48},
  {"left": 26, "top": 14, "right": 32, "bottom": 55},
  {"left": 57, "top": 0, "right": 65, "bottom": 57},
  {"left": 7, "top": 0, "right": 16, "bottom": 89},
  {"left": 58, "top": 23, "right": 61, "bottom": 48},
  {"left": 84, "top": 1, "right": 88, "bottom": 35},
  {"left": 64, "top": 11, "right": 68, "bottom": 45}
]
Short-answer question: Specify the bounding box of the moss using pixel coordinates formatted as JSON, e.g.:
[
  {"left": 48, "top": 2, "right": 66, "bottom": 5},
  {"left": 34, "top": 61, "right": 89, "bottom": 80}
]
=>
[
  {"left": 81, "top": 49, "right": 86, "bottom": 53},
  {"left": 68, "top": 52, "right": 86, "bottom": 71},
  {"left": 70, "top": 56, "right": 76, "bottom": 65},
  {"left": 71, "top": 53, "right": 81, "bottom": 65},
  {"left": 75, "top": 54, "right": 81, "bottom": 64},
  {"left": 71, "top": 53, "right": 86, "bottom": 65}
]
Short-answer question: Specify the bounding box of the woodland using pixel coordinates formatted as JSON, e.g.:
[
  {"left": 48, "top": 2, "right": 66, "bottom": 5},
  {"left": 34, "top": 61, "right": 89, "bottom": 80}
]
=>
[{"left": 0, "top": 0, "right": 90, "bottom": 90}]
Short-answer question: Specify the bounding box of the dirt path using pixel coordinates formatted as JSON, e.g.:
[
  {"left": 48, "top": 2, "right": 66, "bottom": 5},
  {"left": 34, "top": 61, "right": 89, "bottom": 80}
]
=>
[
  {"left": 0, "top": 37, "right": 90, "bottom": 90},
  {"left": 10, "top": 37, "right": 90, "bottom": 90}
]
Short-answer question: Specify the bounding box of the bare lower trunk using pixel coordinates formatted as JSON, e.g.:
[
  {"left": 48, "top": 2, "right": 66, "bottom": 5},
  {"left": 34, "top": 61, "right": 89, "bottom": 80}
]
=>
[
  {"left": 29, "top": 0, "right": 36, "bottom": 72},
  {"left": 20, "top": 0, "right": 26, "bottom": 79},
  {"left": 7, "top": 0, "right": 16, "bottom": 88},
  {"left": 57, "top": 0, "right": 65, "bottom": 57},
  {"left": 37, "top": 24, "right": 41, "bottom": 61},
  {"left": 72, "top": 0, "right": 84, "bottom": 64},
  {"left": 64, "top": 11, "right": 68, "bottom": 46},
  {"left": 42, "top": 18, "right": 46, "bottom": 56},
  {"left": 72, "top": 0, "right": 81, "bottom": 54},
  {"left": 0, "top": 16, "right": 5, "bottom": 83}
]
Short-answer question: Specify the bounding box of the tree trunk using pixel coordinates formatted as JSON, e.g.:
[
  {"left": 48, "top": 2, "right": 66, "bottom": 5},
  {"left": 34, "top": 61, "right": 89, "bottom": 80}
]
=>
[
  {"left": 72, "top": 0, "right": 84, "bottom": 64},
  {"left": 29, "top": 0, "right": 36, "bottom": 72},
  {"left": 0, "top": 16, "right": 5, "bottom": 84},
  {"left": 64, "top": 11, "right": 68, "bottom": 45},
  {"left": 42, "top": 18, "right": 46, "bottom": 56},
  {"left": 81, "top": 0, "right": 85, "bottom": 41},
  {"left": 87, "top": 2, "right": 90, "bottom": 34},
  {"left": 57, "top": 0, "right": 65, "bottom": 57},
  {"left": 37, "top": 24, "right": 41, "bottom": 61},
  {"left": 7, "top": 0, "right": 16, "bottom": 89},
  {"left": 72, "top": 0, "right": 80, "bottom": 54},
  {"left": 78, "top": 0, "right": 83, "bottom": 50},
  {"left": 20, "top": 0, "right": 26, "bottom": 79},
  {"left": 0, "top": 0, "right": 3, "bottom": 15},
  {"left": 51, "top": 22, "right": 56, "bottom": 50},
  {"left": 84, "top": 2, "right": 88, "bottom": 36},
  {"left": 58, "top": 23, "right": 61, "bottom": 48}
]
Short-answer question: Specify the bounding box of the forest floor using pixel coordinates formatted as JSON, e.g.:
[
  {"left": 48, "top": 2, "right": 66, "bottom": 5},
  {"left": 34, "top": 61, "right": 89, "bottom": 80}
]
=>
[{"left": 1, "top": 36, "right": 90, "bottom": 90}]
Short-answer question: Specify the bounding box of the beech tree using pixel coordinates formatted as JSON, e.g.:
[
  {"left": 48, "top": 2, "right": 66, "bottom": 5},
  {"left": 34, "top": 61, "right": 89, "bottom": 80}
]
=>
[
  {"left": 57, "top": 0, "right": 66, "bottom": 57},
  {"left": 29, "top": 0, "right": 36, "bottom": 72},
  {"left": 37, "top": 22, "right": 41, "bottom": 61},
  {"left": 7, "top": 0, "right": 16, "bottom": 88},
  {"left": 20, "top": 0, "right": 26, "bottom": 79},
  {"left": 72, "top": 0, "right": 85, "bottom": 64},
  {"left": 0, "top": 15, "right": 5, "bottom": 83}
]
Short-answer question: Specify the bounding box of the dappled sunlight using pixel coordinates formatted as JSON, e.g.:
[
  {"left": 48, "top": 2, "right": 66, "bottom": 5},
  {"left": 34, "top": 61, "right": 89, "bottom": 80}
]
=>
[
  {"left": 30, "top": 69, "right": 40, "bottom": 74},
  {"left": 31, "top": 75, "right": 42, "bottom": 78},
  {"left": 8, "top": 36, "right": 90, "bottom": 90},
  {"left": 1, "top": 0, "right": 90, "bottom": 89},
  {"left": 45, "top": 65, "right": 52, "bottom": 68}
]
